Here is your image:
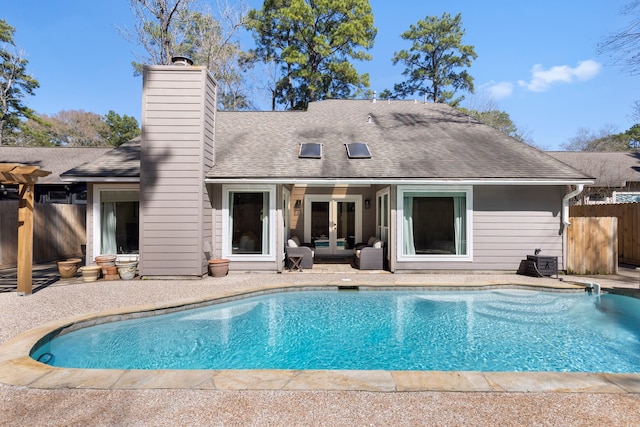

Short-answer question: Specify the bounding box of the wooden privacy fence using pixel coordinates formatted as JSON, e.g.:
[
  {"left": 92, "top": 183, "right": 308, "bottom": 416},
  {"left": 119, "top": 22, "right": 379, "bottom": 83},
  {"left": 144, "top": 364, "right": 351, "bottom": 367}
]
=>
[
  {"left": 566, "top": 216, "right": 617, "bottom": 274},
  {"left": 570, "top": 203, "right": 640, "bottom": 266},
  {"left": 0, "top": 201, "right": 86, "bottom": 268}
]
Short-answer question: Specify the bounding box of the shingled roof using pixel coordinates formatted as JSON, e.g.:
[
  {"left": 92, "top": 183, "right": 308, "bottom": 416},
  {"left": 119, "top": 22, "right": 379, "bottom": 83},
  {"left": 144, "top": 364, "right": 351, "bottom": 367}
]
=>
[
  {"left": 547, "top": 151, "right": 640, "bottom": 187},
  {"left": 0, "top": 146, "right": 112, "bottom": 183},
  {"left": 57, "top": 101, "right": 593, "bottom": 184},
  {"left": 208, "top": 100, "right": 591, "bottom": 183},
  {"left": 60, "top": 137, "right": 140, "bottom": 180}
]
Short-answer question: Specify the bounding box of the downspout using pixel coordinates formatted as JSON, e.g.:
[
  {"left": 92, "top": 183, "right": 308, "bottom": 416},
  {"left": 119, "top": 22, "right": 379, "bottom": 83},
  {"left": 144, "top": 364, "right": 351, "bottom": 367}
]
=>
[{"left": 562, "top": 184, "right": 584, "bottom": 226}]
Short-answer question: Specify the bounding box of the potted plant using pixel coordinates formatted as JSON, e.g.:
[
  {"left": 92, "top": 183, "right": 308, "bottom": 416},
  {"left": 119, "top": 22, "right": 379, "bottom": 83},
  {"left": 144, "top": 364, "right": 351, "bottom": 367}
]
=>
[{"left": 208, "top": 258, "right": 230, "bottom": 277}]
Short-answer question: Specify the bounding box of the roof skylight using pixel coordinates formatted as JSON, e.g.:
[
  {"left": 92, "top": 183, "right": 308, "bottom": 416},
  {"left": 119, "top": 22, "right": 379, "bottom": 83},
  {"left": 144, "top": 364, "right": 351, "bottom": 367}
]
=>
[
  {"left": 299, "top": 143, "right": 322, "bottom": 158},
  {"left": 345, "top": 142, "right": 371, "bottom": 159}
]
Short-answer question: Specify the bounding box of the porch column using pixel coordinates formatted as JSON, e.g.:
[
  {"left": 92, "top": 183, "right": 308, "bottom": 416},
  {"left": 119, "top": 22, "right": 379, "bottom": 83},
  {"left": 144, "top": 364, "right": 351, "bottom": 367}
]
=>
[{"left": 17, "top": 183, "right": 34, "bottom": 296}]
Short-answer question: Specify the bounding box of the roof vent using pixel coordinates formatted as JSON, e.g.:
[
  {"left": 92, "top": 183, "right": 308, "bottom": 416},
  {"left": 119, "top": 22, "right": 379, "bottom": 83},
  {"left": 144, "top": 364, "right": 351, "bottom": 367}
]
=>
[
  {"left": 372, "top": 90, "right": 377, "bottom": 103},
  {"left": 171, "top": 56, "right": 193, "bottom": 66}
]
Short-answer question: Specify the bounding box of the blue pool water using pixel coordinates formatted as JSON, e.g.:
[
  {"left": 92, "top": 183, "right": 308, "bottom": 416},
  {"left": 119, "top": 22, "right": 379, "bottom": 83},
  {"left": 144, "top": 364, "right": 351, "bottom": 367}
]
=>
[{"left": 32, "top": 289, "right": 640, "bottom": 372}]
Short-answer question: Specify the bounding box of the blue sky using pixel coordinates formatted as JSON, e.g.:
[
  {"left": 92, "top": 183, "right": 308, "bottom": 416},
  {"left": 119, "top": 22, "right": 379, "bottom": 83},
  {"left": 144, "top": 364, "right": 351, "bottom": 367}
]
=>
[{"left": 3, "top": 0, "right": 639, "bottom": 150}]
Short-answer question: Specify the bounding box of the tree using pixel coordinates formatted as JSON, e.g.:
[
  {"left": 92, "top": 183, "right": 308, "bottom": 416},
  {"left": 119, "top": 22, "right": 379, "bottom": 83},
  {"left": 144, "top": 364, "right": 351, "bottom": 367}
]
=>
[
  {"left": 459, "top": 108, "right": 519, "bottom": 138},
  {"left": 124, "top": 0, "right": 251, "bottom": 110},
  {"left": 247, "top": 0, "right": 377, "bottom": 110},
  {"left": 561, "top": 124, "right": 638, "bottom": 151},
  {"left": 101, "top": 110, "right": 141, "bottom": 146},
  {"left": 14, "top": 110, "right": 140, "bottom": 147},
  {"left": 126, "top": 0, "right": 195, "bottom": 71},
  {"left": 391, "top": 13, "right": 477, "bottom": 107},
  {"left": 0, "top": 19, "right": 39, "bottom": 145},
  {"left": 598, "top": 1, "right": 640, "bottom": 75},
  {"left": 177, "top": 5, "right": 252, "bottom": 110}
]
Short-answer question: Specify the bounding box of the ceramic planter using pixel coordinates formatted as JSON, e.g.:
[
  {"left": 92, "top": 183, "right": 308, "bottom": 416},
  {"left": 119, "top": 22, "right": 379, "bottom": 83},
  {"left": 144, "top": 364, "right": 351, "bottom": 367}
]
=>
[
  {"left": 116, "top": 261, "right": 138, "bottom": 280},
  {"left": 208, "top": 259, "right": 230, "bottom": 277},
  {"left": 79, "top": 265, "right": 102, "bottom": 282},
  {"left": 56, "top": 259, "right": 81, "bottom": 279}
]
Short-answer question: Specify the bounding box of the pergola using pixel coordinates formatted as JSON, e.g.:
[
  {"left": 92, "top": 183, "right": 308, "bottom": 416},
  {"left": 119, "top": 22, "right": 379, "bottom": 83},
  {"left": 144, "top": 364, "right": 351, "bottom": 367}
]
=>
[{"left": 0, "top": 163, "right": 51, "bottom": 295}]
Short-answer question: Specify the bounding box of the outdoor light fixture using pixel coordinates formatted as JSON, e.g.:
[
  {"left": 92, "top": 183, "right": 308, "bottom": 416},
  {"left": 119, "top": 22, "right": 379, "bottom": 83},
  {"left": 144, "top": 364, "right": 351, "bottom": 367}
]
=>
[
  {"left": 294, "top": 199, "right": 302, "bottom": 208},
  {"left": 364, "top": 199, "right": 370, "bottom": 209}
]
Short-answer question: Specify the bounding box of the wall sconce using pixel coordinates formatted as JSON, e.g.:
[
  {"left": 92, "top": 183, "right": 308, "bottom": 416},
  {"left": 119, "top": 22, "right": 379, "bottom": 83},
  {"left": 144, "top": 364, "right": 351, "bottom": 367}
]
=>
[
  {"left": 364, "top": 199, "right": 370, "bottom": 209},
  {"left": 294, "top": 199, "right": 302, "bottom": 209}
]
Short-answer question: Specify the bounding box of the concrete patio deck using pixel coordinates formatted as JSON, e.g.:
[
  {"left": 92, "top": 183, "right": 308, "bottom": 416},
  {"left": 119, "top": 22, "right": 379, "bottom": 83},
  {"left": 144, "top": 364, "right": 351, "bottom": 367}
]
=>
[{"left": 1, "top": 266, "right": 639, "bottom": 425}]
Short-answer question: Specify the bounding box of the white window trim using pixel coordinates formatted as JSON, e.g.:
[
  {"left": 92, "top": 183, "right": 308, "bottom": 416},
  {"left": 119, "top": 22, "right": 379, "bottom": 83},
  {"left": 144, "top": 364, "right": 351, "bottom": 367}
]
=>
[
  {"left": 303, "top": 194, "right": 363, "bottom": 246},
  {"left": 222, "top": 184, "right": 277, "bottom": 262},
  {"left": 376, "top": 187, "right": 390, "bottom": 243},
  {"left": 396, "top": 185, "right": 473, "bottom": 262},
  {"left": 613, "top": 191, "right": 640, "bottom": 203},
  {"left": 92, "top": 183, "right": 140, "bottom": 259}
]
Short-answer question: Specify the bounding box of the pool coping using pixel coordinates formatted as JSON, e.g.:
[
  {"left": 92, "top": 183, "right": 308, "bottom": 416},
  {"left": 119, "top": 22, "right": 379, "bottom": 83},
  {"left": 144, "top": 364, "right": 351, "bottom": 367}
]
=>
[{"left": 1, "top": 282, "right": 639, "bottom": 394}]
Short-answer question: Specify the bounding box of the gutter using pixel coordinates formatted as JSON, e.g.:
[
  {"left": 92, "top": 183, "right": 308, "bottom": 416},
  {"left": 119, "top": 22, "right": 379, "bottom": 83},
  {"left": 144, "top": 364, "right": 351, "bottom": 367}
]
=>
[
  {"left": 204, "top": 177, "right": 594, "bottom": 186},
  {"left": 562, "top": 184, "right": 584, "bottom": 227}
]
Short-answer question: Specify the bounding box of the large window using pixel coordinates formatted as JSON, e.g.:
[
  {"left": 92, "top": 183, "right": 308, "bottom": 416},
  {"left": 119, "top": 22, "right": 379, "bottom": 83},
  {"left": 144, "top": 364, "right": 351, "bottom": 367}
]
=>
[
  {"left": 93, "top": 185, "right": 139, "bottom": 257},
  {"left": 223, "top": 185, "right": 276, "bottom": 260},
  {"left": 398, "top": 186, "right": 472, "bottom": 261}
]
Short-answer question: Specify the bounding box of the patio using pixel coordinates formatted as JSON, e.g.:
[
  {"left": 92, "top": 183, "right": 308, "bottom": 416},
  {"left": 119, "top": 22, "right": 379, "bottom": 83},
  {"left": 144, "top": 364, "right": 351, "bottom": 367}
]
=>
[{"left": 0, "top": 268, "right": 639, "bottom": 425}]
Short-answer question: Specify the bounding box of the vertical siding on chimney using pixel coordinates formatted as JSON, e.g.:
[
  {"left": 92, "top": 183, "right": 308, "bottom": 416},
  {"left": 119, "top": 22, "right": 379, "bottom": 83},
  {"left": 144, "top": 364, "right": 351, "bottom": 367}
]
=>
[{"left": 140, "top": 66, "right": 216, "bottom": 277}]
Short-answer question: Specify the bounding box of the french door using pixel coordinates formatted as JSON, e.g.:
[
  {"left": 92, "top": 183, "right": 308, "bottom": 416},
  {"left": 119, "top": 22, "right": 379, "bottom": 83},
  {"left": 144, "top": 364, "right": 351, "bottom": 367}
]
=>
[{"left": 304, "top": 195, "right": 362, "bottom": 255}]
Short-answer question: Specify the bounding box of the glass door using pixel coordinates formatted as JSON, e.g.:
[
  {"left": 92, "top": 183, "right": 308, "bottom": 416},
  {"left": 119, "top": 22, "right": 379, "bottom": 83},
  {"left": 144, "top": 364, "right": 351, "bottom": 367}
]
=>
[{"left": 305, "top": 196, "right": 361, "bottom": 255}]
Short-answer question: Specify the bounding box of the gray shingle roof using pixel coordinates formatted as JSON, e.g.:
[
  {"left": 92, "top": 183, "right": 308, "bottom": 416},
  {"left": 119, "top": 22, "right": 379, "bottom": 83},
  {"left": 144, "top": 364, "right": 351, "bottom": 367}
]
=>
[
  {"left": 54, "top": 101, "right": 594, "bottom": 183},
  {"left": 209, "top": 100, "right": 591, "bottom": 182},
  {"left": 60, "top": 137, "right": 141, "bottom": 179},
  {"left": 547, "top": 151, "right": 640, "bottom": 187},
  {"left": 0, "top": 146, "right": 112, "bottom": 183}
]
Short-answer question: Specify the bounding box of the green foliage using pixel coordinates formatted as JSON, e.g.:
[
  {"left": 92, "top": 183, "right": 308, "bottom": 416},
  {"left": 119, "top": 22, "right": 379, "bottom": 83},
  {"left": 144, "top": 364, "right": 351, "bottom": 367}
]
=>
[
  {"left": 101, "top": 110, "right": 141, "bottom": 146},
  {"left": 625, "top": 123, "right": 640, "bottom": 149},
  {"left": 391, "top": 13, "right": 477, "bottom": 106},
  {"left": 458, "top": 108, "right": 523, "bottom": 141},
  {"left": 0, "top": 19, "right": 39, "bottom": 145},
  {"left": 562, "top": 124, "right": 640, "bottom": 151},
  {"left": 13, "top": 110, "right": 139, "bottom": 147},
  {"left": 247, "top": 0, "right": 377, "bottom": 110}
]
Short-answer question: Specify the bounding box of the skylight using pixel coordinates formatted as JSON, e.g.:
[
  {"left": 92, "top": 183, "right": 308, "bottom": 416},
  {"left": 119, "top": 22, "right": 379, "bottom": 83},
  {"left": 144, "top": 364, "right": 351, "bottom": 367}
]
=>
[
  {"left": 345, "top": 142, "right": 371, "bottom": 159},
  {"left": 299, "top": 143, "right": 322, "bottom": 158}
]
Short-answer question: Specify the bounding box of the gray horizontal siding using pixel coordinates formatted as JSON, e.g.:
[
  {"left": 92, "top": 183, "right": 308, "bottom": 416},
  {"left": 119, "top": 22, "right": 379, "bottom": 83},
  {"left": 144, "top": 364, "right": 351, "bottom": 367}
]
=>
[
  {"left": 395, "top": 185, "right": 564, "bottom": 272},
  {"left": 140, "top": 65, "right": 215, "bottom": 277}
]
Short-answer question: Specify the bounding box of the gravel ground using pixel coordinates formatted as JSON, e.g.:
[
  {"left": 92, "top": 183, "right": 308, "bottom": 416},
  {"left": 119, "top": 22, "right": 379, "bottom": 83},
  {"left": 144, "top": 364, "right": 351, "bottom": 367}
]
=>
[{"left": 1, "top": 271, "right": 639, "bottom": 426}]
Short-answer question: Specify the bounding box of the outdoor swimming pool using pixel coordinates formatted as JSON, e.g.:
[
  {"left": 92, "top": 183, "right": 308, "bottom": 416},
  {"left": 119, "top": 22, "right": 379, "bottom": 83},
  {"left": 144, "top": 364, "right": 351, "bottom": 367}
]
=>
[{"left": 31, "top": 289, "right": 640, "bottom": 373}]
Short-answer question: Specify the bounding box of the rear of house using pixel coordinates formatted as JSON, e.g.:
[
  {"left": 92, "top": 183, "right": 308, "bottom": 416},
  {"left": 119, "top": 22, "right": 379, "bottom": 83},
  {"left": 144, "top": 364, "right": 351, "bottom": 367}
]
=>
[{"left": 61, "top": 64, "right": 593, "bottom": 277}]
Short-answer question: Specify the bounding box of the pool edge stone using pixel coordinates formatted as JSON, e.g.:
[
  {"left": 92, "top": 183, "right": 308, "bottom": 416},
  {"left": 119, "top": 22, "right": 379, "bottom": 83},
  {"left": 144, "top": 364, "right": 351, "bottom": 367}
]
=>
[{"left": 1, "top": 282, "right": 638, "bottom": 393}]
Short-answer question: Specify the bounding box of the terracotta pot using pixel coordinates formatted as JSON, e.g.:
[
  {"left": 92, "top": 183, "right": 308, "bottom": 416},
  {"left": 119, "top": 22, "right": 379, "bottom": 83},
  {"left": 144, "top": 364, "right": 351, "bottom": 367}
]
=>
[
  {"left": 105, "top": 266, "right": 118, "bottom": 276},
  {"left": 208, "top": 259, "right": 230, "bottom": 277},
  {"left": 79, "top": 265, "right": 102, "bottom": 282},
  {"left": 57, "top": 260, "right": 80, "bottom": 278},
  {"left": 95, "top": 255, "right": 117, "bottom": 276}
]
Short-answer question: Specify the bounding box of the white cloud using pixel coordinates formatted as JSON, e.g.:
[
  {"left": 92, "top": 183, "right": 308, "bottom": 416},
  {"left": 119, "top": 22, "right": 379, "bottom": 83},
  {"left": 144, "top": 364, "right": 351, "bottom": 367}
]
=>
[
  {"left": 485, "top": 81, "right": 514, "bottom": 99},
  {"left": 518, "top": 60, "right": 602, "bottom": 92}
]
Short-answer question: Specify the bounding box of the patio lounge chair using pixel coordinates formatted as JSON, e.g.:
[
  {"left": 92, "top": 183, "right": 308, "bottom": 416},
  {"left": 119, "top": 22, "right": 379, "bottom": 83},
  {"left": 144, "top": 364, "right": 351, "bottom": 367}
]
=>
[
  {"left": 353, "top": 236, "right": 384, "bottom": 270},
  {"left": 286, "top": 236, "right": 314, "bottom": 270}
]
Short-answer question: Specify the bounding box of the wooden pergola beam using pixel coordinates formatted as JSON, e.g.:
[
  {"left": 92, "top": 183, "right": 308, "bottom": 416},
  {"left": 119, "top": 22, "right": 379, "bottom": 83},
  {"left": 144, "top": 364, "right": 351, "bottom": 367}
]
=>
[{"left": 0, "top": 163, "right": 51, "bottom": 296}]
